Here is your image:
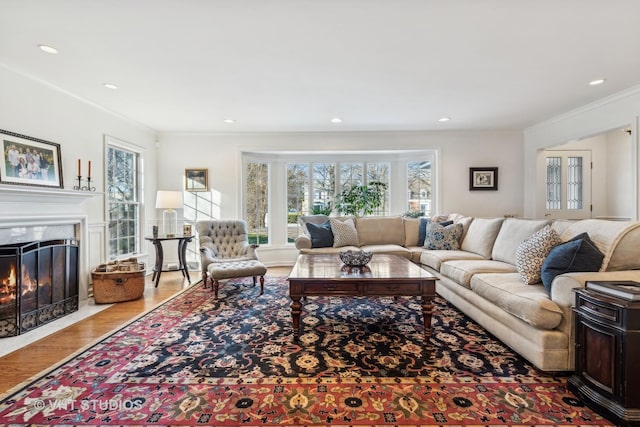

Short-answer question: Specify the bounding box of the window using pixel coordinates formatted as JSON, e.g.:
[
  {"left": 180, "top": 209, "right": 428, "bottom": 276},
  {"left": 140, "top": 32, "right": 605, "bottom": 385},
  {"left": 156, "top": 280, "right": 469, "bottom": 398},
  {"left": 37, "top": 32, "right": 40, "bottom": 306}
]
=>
[
  {"left": 407, "top": 161, "right": 432, "bottom": 216},
  {"left": 245, "top": 161, "right": 269, "bottom": 244},
  {"left": 106, "top": 138, "right": 142, "bottom": 259},
  {"left": 544, "top": 150, "right": 591, "bottom": 219},
  {"left": 243, "top": 150, "right": 436, "bottom": 245},
  {"left": 367, "top": 162, "right": 390, "bottom": 215}
]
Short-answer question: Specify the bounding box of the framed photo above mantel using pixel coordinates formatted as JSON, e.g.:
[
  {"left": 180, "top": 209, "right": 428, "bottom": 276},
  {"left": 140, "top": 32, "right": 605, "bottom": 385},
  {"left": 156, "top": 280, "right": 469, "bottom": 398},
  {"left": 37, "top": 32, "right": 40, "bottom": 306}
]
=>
[
  {"left": 185, "top": 168, "right": 208, "bottom": 192},
  {"left": 469, "top": 167, "right": 498, "bottom": 191},
  {"left": 0, "top": 129, "right": 63, "bottom": 189}
]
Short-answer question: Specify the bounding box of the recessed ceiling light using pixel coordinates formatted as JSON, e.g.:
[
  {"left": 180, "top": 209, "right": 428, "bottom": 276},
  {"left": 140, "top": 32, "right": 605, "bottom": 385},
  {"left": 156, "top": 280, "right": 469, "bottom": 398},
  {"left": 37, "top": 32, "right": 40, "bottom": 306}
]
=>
[
  {"left": 38, "top": 44, "right": 58, "bottom": 54},
  {"left": 438, "top": 117, "right": 451, "bottom": 122},
  {"left": 223, "top": 119, "right": 235, "bottom": 124},
  {"left": 330, "top": 117, "right": 342, "bottom": 123},
  {"left": 103, "top": 83, "right": 118, "bottom": 90},
  {"left": 589, "top": 78, "right": 605, "bottom": 86}
]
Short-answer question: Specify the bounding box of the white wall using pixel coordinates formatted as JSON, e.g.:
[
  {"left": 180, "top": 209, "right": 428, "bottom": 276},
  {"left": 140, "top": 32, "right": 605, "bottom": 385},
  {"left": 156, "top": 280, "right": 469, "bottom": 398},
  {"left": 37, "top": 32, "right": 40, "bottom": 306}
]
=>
[
  {"left": 524, "top": 85, "right": 640, "bottom": 219},
  {"left": 157, "top": 130, "right": 524, "bottom": 217},
  {"left": 607, "top": 129, "right": 634, "bottom": 218},
  {"left": 0, "top": 66, "right": 158, "bottom": 294},
  {"left": 548, "top": 129, "right": 634, "bottom": 220},
  {"left": 157, "top": 130, "right": 524, "bottom": 265}
]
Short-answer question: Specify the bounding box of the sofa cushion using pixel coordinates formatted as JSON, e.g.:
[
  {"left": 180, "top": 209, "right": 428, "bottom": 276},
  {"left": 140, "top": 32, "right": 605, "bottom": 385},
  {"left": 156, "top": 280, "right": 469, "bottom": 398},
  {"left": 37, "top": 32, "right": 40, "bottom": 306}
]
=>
[
  {"left": 420, "top": 250, "right": 485, "bottom": 271},
  {"left": 355, "top": 216, "right": 405, "bottom": 246},
  {"left": 298, "top": 214, "right": 329, "bottom": 237},
  {"left": 424, "top": 222, "right": 462, "bottom": 250},
  {"left": 607, "top": 223, "right": 640, "bottom": 271},
  {"left": 330, "top": 218, "right": 359, "bottom": 247},
  {"left": 461, "top": 217, "right": 504, "bottom": 258},
  {"left": 420, "top": 219, "right": 454, "bottom": 247},
  {"left": 360, "top": 244, "right": 412, "bottom": 259},
  {"left": 440, "top": 259, "right": 517, "bottom": 288},
  {"left": 541, "top": 232, "right": 604, "bottom": 292},
  {"left": 560, "top": 219, "right": 640, "bottom": 271},
  {"left": 470, "top": 273, "right": 564, "bottom": 330},
  {"left": 492, "top": 218, "right": 550, "bottom": 264},
  {"left": 299, "top": 245, "right": 359, "bottom": 255},
  {"left": 403, "top": 217, "right": 421, "bottom": 247},
  {"left": 515, "top": 225, "right": 561, "bottom": 285},
  {"left": 306, "top": 221, "right": 334, "bottom": 248}
]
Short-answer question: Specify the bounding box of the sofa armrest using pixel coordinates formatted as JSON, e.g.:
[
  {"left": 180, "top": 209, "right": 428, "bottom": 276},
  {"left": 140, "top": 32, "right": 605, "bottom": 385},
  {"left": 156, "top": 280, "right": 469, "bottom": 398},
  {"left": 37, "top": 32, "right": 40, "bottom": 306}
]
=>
[
  {"left": 551, "top": 270, "right": 640, "bottom": 308},
  {"left": 295, "top": 235, "right": 312, "bottom": 250}
]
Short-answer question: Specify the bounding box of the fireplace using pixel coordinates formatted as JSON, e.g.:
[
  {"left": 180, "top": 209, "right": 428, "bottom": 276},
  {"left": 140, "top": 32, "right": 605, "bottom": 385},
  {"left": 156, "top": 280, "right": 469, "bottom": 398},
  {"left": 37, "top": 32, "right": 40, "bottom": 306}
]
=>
[{"left": 0, "top": 239, "right": 79, "bottom": 337}]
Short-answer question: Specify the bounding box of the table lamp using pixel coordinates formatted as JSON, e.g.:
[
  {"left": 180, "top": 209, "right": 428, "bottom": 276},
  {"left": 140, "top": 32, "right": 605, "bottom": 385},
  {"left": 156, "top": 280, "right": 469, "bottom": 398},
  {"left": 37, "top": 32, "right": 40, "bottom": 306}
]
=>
[{"left": 155, "top": 190, "right": 183, "bottom": 237}]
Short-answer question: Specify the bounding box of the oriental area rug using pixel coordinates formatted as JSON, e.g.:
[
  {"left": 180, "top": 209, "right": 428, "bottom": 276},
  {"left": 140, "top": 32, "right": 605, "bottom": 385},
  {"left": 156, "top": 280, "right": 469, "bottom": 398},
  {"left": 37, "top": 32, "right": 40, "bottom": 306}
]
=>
[{"left": 0, "top": 276, "right": 613, "bottom": 426}]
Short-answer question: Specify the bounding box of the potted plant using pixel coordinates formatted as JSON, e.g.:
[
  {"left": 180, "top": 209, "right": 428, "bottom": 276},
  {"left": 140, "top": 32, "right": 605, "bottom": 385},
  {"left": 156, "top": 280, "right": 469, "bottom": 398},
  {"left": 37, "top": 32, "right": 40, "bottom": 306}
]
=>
[{"left": 335, "top": 181, "right": 387, "bottom": 217}]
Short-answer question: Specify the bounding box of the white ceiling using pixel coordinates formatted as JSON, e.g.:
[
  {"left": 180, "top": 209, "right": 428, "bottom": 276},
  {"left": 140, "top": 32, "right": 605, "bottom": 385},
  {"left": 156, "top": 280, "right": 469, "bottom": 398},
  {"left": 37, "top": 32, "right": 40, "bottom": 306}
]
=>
[{"left": 1, "top": 0, "right": 640, "bottom": 133}]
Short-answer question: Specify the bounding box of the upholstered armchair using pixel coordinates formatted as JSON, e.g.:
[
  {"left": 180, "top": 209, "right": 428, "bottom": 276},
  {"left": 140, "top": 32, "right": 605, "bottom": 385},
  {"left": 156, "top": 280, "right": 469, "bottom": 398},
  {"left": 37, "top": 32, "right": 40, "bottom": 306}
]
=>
[{"left": 196, "top": 219, "right": 266, "bottom": 298}]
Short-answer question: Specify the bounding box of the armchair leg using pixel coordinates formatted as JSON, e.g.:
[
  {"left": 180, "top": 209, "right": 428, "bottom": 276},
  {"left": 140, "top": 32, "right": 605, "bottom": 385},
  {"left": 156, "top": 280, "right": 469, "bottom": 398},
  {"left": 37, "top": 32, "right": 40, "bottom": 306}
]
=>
[
  {"left": 213, "top": 279, "right": 220, "bottom": 300},
  {"left": 259, "top": 275, "right": 264, "bottom": 295}
]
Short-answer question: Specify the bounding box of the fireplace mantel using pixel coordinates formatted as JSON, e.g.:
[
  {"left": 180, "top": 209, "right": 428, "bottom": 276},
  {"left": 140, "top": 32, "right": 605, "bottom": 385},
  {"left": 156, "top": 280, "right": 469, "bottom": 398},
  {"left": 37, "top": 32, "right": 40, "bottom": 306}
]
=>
[{"left": 0, "top": 185, "right": 101, "bottom": 204}]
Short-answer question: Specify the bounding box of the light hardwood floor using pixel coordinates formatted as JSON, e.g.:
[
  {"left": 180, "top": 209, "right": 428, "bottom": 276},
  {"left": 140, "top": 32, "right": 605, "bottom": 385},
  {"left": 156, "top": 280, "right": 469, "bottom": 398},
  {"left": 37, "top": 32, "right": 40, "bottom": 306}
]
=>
[{"left": 0, "top": 267, "right": 291, "bottom": 394}]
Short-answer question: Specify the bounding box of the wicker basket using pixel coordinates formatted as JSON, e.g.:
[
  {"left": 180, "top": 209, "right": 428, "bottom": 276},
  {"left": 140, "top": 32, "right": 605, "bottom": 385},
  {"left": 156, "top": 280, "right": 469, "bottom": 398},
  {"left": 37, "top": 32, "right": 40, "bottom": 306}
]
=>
[{"left": 92, "top": 265, "right": 146, "bottom": 304}]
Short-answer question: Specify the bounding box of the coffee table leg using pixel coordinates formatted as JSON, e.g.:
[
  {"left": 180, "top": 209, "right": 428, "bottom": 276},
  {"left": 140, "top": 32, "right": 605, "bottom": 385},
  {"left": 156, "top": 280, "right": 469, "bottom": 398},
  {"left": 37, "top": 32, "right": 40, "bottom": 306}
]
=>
[
  {"left": 421, "top": 296, "right": 434, "bottom": 341},
  {"left": 291, "top": 296, "right": 302, "bottom": 340}
]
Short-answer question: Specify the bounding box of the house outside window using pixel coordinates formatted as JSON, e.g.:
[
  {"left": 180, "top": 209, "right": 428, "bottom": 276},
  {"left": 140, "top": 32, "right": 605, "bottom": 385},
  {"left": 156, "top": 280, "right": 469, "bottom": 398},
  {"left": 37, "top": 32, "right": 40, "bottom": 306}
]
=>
[{"left": 106, "top": 137, "right": 142, "bottom": 259}]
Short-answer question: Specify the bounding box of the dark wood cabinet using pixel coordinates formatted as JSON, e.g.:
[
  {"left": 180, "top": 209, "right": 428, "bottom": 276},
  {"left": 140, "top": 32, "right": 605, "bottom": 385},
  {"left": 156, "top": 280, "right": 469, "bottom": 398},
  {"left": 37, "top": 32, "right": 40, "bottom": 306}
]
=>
[{"left": 569, "top": 288, "right": 640, "bottom": 426}]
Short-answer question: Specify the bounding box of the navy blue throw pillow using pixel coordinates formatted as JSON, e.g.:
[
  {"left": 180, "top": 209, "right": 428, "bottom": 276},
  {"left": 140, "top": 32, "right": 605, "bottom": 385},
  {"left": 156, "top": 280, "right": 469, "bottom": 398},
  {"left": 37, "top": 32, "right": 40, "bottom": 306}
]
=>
[
  {"left": 306, "top": 221, "right": 334, "bottom": 248},
  {"left": 540, "top": 232, "right": 604, "bottom": 293},
  {"left": 417, "top": 218, "right": 431, "bottom": 247}
]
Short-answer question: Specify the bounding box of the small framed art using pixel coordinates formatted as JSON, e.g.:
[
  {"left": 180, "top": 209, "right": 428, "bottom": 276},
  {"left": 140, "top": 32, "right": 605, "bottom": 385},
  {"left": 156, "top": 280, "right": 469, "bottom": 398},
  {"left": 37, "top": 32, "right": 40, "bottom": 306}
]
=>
[
  {"left": 183, "top": 224, "right": 192, "bottom": 236},
  {"left": 0, "top": 129, "right": 64, "bottom": 189},
  {"left": 469, "top": 167, "right": 498, "bottom": 191},
  {"left": 185, "top": 168, "right": 208, "bottom": 192}
]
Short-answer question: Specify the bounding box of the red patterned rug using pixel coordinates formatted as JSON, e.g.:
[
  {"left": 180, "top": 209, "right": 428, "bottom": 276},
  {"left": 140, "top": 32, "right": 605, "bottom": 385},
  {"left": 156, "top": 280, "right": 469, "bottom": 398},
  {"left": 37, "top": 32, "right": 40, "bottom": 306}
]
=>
[{"left": 0, "top": 276, "right": 613, "bottom": 426}]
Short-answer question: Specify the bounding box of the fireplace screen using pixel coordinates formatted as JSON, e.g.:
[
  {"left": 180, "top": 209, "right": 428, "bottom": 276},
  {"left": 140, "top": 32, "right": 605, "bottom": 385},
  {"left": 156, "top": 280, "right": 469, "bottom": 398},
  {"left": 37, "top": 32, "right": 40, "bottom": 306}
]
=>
[{"left": 0, "top": 239, "right": 79, "bottom": 337}]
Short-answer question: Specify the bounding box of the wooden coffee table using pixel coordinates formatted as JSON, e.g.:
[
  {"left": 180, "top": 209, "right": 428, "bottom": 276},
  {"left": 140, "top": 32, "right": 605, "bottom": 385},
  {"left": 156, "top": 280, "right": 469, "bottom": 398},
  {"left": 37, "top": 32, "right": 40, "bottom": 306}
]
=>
[{"left": 287, "top": 254, "right": 437, "bottom": 341}]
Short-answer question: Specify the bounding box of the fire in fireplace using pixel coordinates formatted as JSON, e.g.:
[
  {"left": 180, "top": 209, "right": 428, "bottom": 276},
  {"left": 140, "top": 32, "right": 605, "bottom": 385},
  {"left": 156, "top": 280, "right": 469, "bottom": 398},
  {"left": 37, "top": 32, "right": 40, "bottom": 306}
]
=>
[{"left": 0, "top": 239, "right": 79, "bottom": 337}]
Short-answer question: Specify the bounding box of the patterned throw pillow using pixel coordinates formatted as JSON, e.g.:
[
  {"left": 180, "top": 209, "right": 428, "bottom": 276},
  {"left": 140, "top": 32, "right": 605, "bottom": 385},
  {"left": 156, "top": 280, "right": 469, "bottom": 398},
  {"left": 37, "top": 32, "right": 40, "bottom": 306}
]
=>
[
  {"left": 330, "top": 218, "right": 359, "bottom": 247},
  {"left": 515, "top": 225, "right": 561, "bottom": 285},
  {"left": 424, "top": 222, "right": 463, "bottom": 250}
]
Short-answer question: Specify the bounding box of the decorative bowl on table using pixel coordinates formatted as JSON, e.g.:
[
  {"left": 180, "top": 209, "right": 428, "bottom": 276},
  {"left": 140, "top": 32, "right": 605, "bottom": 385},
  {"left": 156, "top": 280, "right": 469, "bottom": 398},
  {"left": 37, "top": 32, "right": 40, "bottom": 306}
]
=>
[{"left": 339, "top": 250, "right": 373, "bottom": 267}]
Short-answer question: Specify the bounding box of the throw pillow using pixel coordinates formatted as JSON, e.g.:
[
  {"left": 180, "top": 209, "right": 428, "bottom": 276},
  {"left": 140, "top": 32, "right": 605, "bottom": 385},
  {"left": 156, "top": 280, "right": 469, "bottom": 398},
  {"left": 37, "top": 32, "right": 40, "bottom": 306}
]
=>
[
  {"left": 418, "top": 218, "right": 454, "bottom": 246},
  {"left": 417, "top": 217, "right": 431, "bottom": 247},
  {"left": 330, "top": 218, "right": 359, "bottom": 247},
  {"left": 515, "top": 225, "right": 561, "bottom": 285},
  {"left": 423, "top": 222, "right": 463, "bottom": 250},
  {"left": 306, "top": 221, "right": 334, "bottom": 248},
  {"left": 541, "top": 232, "right": 605, "bottom": 293}
]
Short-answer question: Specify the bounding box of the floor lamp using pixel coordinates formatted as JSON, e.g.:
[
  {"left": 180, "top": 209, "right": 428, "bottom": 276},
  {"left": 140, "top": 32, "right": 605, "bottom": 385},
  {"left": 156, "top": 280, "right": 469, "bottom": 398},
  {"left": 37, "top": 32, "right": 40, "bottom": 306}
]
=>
[{"left": 156, "top": 190, "right": 183, "bottom": 237}]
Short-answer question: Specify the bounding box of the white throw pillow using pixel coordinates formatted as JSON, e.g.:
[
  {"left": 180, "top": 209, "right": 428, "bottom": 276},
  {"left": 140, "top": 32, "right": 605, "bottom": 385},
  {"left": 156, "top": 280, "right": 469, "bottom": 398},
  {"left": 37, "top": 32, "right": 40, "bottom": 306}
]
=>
[
  {"left": 515, "top": 225, "right": 561, "bottom": 285},
  {"left": 330, "top": 218, "right": 359, "bottom": 247}
]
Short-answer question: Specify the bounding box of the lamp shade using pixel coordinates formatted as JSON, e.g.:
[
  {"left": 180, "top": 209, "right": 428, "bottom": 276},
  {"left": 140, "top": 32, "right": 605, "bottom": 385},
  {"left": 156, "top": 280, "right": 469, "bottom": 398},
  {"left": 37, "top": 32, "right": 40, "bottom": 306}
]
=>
[{"left": 155, "top": 191, "right": 183, "bottom": 209}]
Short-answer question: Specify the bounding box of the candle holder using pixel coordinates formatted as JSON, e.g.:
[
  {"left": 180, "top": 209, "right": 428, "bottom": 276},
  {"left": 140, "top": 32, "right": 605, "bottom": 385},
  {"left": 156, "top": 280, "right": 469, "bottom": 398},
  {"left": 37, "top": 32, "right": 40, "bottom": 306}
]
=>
[{"left": 73, "top": 176, "right": 96, "bottom": 191}]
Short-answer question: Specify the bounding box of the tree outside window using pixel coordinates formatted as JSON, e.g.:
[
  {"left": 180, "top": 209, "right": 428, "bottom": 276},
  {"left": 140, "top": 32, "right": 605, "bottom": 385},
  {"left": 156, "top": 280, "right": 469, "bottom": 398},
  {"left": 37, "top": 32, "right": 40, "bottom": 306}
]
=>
[{"left": 106, "top": 143, "right": 140, "bottom": 259}]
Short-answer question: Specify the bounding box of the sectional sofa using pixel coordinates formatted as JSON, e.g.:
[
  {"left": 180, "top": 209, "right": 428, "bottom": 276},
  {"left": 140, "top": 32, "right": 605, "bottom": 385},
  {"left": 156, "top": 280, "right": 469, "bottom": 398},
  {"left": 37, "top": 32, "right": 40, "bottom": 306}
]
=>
[{"left": 294, "top": 214, "right": 640, "bottom": 371}]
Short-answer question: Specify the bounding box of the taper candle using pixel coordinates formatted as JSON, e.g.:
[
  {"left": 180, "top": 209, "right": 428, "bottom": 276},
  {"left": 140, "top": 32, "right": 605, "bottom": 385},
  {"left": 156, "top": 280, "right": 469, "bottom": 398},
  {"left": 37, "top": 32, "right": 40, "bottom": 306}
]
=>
[
  {"left": 88, "top": 160, "right": 91, "bottom": 178},
  {"left": 77, "top": 159, "right": 81, "bottom": 176}
]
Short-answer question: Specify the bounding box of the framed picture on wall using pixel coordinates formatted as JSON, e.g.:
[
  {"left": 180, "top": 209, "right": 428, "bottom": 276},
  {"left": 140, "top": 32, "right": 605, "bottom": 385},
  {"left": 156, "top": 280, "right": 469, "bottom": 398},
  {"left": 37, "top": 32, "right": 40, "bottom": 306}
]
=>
[
  {"left": 185, "top": 168, "right": 208, "bottom": 192},
  {"left": 0, "top": 129, "right": 64, "bottom": 189},
  {"left": 469, "top": 167, "right": 498, "bottom": 191}
]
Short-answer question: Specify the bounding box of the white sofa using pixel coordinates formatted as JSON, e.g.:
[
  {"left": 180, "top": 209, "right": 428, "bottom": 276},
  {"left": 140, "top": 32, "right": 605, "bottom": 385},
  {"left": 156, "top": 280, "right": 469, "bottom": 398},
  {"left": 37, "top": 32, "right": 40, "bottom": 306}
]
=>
[{"left": 295, "top": 214, "right": 640, "bottom": 371}]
